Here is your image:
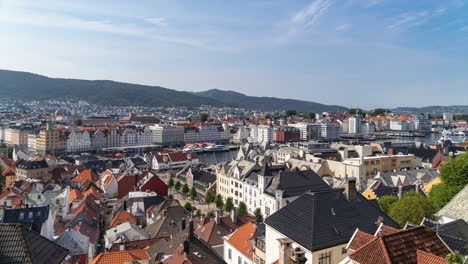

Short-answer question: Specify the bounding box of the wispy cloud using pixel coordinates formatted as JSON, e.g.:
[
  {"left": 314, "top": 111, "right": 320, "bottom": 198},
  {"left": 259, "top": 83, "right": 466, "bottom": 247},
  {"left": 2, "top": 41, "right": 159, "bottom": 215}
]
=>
[
  {"left": 145, "top": 17, "right": 168, "bottom": 27},
  {"left": 387, "top": 8, "right": 446, "bottom": 32},
  {"left": 461, "top": 25, "right": 468, "bottom": 31},
  {"left": 336, "top": 23, "right": 351, "bottom": 31},
  {"left": 364, "top": 0, "right": 385, "bottom": 8},
  {"left": 291, "top": 0, "right": 335, "bottom": 28}
]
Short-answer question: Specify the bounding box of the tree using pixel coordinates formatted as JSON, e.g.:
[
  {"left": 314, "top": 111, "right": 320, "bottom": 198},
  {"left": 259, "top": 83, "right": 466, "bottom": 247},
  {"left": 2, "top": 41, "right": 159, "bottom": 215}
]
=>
[
  {"left": 174, "top": 181, "right": 181, "bottom": 191},
  {"left": 388, "top": 191, "right": 436, "bottom": 227},
  {"left": 285, "top": 109, "right": 297, "bottom": 117},
  {"left": 348, "top": 108, "right": 364, "bottom": 115},
  {"left": 371, "top": 108, "right": 390, "bottom": 116},
  {"left": 236, "top": 202, "right": 248, "bottom": 216},
  {"left": 190, "top": 187, "right": 197, "bottom": 200},
  {"left": 224, "top": 197, "right": 234, "bottom": 213},
  {"left": 214, "top": 194, "right": 224, "bottom": 210},
  {"left": 182, "top": 183, "right": 189, "bottom": 196},
  {"left": 199, "top": 113, "right": 209, "bottom": 122},
  {"left": 74, "top": 119, "right": 83, "bottom": 126},
  {"left": 254, "top": 208, "right": 264, "bottom": 223},
  {"left": 428, "top": 183, "right": 460, "bottom": 209},
  {"left": 446, "top": 251, "right": 466, "bottom": 264},
  {"left": 168, "top": 178, "right": 174, "bottom": 188},
  {"left": 205, "top": 190, "right": 214, "bottom": 209},
  {"left": 184, "top": 202, "right": 193, "bottom": 212},
  {"left": 194, "top": 209, "right": 201, "bottom": 217},
  {"left": 302, "top": 112, "right": 316, "bottom": 120},
  {"left": 439, "top": 152, "right": 468, "bottom": 189},
  {"left": 206, "top": 211, "right": 214, "bottom": 217},
  {"left": 429, "top": 152, "right": 468, "bottom": 208},
  {"left": 168, "top": 194, "right": 174, "bottom": 199},
  {"left": 378, "top": 195, "right": 398, "bottom": 215}
]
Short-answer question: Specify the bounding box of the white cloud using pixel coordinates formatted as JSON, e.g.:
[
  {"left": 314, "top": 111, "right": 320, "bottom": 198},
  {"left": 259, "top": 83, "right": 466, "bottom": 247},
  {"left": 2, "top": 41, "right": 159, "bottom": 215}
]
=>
[
  {"left": 291, "top": 0, "right": 335, "bottom": 28},
  {"left": 336, "top": 23, "right": 351, "bottom": 31},
  {"left": 145, "top": 17, "right": 168, "bottom": 27},
  {"left": 387, "top": 8, "right": 446, "bottom": 32}
]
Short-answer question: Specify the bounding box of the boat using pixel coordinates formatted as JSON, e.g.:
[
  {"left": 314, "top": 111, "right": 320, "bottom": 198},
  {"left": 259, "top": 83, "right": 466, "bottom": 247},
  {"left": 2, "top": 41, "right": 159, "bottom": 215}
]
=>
[
  {"left": 183, "top": 146, "right": 204, "bottom": 153},
  {"left": 204, "top": 144, "right": 229, "bottom": 152}
]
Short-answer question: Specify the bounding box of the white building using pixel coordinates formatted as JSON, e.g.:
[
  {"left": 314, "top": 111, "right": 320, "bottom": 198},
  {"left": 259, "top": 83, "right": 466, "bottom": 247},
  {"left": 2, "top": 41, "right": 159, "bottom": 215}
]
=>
[
  {"left": 28, "top": 133, "right": 37, "bottom": 153},
  {"left": 249, "top": 126, "right": 273, "bottom": 144},
  {"left": 348, "top": 117, "right": 361, "bottom": 134},
  {"left": 66, "top": 129, "right": 92, "bottom": 152},
  {"left": 150, "top": 125, "right": 185, "bottom": 145},
  {"left": 320, "top": 123, "right": 341, "bottom": 140}
]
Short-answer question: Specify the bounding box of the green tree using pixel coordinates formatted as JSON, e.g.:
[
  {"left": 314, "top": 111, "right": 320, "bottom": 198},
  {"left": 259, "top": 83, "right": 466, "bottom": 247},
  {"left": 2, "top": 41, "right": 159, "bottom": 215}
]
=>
[
  {"left": 194, "top": 209, "right": 202, "bottom": 217},
  {"left": 199, "top": 113, "right": 209, "bottom": 122},
  {"left": 236, "top": 202, "right": 248, "bottom": 216},
  {"left": 206, "top": 211, "right": 215, "bottom": 217},
  {"left": 254, "top": 208, "right": 264, "bottom": 223},
  {"left": 446, "top": 250, "right": 466, "bottom": 264},
  {"left": 74, "top": 119, "right": 84, "bottom": 126},
  {"left": 378, "top": 195, "right": 399, "bottom": 215},
  {"left": 302, "top": 112, "right": 316, "bottom": 120},
  {"left": 182, "top": 184, "right": 189, "bottom": 196},
  {"left": 371, "top": 108, "right": 389, "bottom": 116},
  {"left": 205, "top": 190, "right": 214, "bottom": 209},
  {"left": 168, "top": 194, "right": 174, "bottom": 199},
  {"left": 184, "top": 202, "right": 193, "bottom": 212},
  {"left": 214, "top": 194, "right": 224, "bottom": 210},
  {"left": 348, "top": 108, "right": 364, "bottom": 115},
  {"left": 168, "top": 178, "right": 174, "bottom": 188},
  {"left": 439, "top": 152, "right": 468, "bottom": 189},
  {"left": 388, "top": 191, "right": 436, "bottom": 226},
  {"left": 174, "top": 181, "right": 181, "bottom": 191},
  {"left": 224, "top": 197, "right": 234, "bottom": 213},
  {"left": 190, "top": 187, "right": 197, "bottom": 200},
  {"left": 285, "top": 109, "right": 297, "bottom": 117},
  {"left": 428, "top": 183, "right": 461, "bottom": 209}
]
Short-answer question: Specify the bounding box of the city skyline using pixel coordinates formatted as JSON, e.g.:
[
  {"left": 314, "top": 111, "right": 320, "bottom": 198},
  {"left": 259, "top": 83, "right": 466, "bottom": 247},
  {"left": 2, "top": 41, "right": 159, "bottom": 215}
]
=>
[{"left": 1, "top": 0, "right": 467, "bottom": 108}]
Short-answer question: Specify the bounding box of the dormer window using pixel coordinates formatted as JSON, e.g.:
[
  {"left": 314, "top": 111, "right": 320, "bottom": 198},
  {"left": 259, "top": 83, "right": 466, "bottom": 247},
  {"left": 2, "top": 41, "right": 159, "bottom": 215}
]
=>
[{"left": 19, "top": 212, "right": 25, "bottom": 220}]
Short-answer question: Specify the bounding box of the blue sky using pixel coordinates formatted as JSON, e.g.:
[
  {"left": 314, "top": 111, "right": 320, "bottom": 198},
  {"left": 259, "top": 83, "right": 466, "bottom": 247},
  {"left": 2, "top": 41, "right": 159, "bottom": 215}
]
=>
[{"left": 0, "top": 0, "right": 467, "bottom": 109}]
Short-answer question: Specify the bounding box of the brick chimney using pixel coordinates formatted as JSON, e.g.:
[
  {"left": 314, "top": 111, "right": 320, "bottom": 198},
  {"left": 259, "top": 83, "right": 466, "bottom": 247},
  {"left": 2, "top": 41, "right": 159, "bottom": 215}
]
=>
[
  {"left": 345, "top": 177, "right": 358, "bottom": 200},
  {"left": 278, "top": 238, "right": 293, "bottom": 264}
]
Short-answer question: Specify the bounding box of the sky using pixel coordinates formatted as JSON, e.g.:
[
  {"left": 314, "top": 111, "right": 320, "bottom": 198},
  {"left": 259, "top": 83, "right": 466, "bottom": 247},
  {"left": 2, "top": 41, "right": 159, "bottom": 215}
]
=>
[{"left": 0, "top": 0, "right": 467, "bottom": 109}]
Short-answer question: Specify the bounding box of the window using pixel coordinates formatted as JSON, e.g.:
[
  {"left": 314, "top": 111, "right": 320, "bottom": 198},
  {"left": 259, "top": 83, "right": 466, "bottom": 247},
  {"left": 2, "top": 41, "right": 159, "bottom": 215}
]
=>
[
  {"left": 319, "top": 252, "right": 331, "bottom": 264},
  {"left": 238, "top": 256, "right": 242, "bottom": 264},
  {"left": 228, "top": 249, "right": 232, "bottom": 260},
  {"left": 19, "top": 212, "right": 25, "bottom": 220}
]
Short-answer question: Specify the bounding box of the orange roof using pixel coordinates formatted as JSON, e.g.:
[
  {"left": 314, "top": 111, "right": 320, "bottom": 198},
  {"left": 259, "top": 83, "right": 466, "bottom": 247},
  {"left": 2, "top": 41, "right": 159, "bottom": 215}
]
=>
[
  {"left": 1, "top": 167, "right": 16, "bottom": 177},
  {"left": 89, "top": 248, "right": 149, "bottom": 264},
  {"left": 109, "top": 211, "right": 137, "bottom": 228},
  {"left": 69, "top": 189, "right": 84, "bottom": 204},
  {"left": 84, "top": 187, "right": 102, "bottom": 202},
  {"left": 224, "top": 222, "right": 256, "bottom": 259},
  {"left": 416, "top": 249, "right": 447, "bottom": 264},
  {"left": 71, "top": 169, "right": 100, "bottom": 183}
]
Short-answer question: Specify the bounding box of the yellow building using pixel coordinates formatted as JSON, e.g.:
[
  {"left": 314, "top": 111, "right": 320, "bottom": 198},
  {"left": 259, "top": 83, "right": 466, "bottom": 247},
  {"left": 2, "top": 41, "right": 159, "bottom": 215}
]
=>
[
  {"left": 362, "top": 154, "right": 416, "bottom": 179},
  {"left": 2, "top": 167, "right": 17, "bottom": 187},
  {"left": 15, "top": 160, "right": 50, "bottom": 180},
  {"left": 36, "top": 123, "right": 66, "bottom": 154}
]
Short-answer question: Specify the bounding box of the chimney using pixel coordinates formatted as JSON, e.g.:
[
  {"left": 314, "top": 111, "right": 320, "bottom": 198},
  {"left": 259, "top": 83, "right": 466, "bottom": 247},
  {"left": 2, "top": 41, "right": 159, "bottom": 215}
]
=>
[
  {"left": 231, "top": 209, "right": 237, "bottom": 224},
  {"left": 123, "top": 201, "right": 127, "bottom": 211},
  {"left": 398, "top": 186, "right": 403, "bottom": 200},
  {"left": 183, "top": 240, "right": 190, "bottom": 256},
  {"left": 215, "top": 210, "right": 220, "bottom": 225},
  {"left": 181, "top": 218, "right": 186, "bottom": 231},
  {"left": 78, "top": 219, "right": 83, "bottom": 226},
  {"left": 345, "top": 177, "right": 358, "bottom": 200},
  {"left": 188, "top": 219, "right": 194, "bottom": 238},
  {"left": 119, "top": 243, "right": 125, "bottom": 251},
  {"left": 278, "top": 238, "right": 293, "bottom": 264}
]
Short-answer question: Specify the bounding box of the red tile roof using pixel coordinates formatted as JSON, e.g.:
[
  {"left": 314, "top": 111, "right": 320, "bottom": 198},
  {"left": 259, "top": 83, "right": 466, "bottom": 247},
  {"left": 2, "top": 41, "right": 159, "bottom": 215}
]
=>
[
  {"left": 416, "top": 249, "right": 448, "bottom": 264},
  {"left": 224, "top": 222, "right": 256, "bottom": 259},
  {"left": 69, "top": 189, "right": 84, "bottom": 204},
  {"left": 89, "top": 247, "right": 149, "bottom": 264},
  {"left": 348, "top": 230, "right": 375, "bottom": 251},
  {"left": 162, "top": 243, "right": 204, "bottom": 264},
  {"left": 71, "top": 169, "right": 100, "bottom": 183},
  {"left": 349, "top": 226, "right": 451, "bottom": 264},
  {"left": 109, "top": 211, "right": 137, "bottom": 228}
]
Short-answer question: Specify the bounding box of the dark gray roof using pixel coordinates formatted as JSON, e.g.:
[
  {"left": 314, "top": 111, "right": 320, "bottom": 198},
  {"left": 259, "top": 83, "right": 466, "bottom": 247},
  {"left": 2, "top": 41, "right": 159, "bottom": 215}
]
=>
[
  {"left": 15, "top": 160, "right": 49, "bottom": 170},
  {"left": 264, "top": 170, "right": 331, "bottom": 198},
  {"left": 0, "top": 223, "right": 69, "bottom": 264},
  {"left": 264, "top": 189, "right": 400, "bottom": 252},
  {"left": 3, "top": 206, "right": 50, "bottom": 234}
]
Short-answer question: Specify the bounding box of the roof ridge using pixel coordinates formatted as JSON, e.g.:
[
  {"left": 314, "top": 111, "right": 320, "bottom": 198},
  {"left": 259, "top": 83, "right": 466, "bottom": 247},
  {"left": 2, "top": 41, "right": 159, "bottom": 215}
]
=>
[
  {"left": 378, "top": 236, "right": 393, "bottom": 264},
  {"left": 310, "top": 192, "right": 317, "bottom": 250}
]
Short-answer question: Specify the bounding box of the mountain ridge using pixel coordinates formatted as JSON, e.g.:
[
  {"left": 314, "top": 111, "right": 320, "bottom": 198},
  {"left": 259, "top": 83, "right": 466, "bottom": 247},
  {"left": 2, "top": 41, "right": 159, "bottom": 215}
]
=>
[{"left": 0, "top": 69, "right": 348, "bottom": 112}]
